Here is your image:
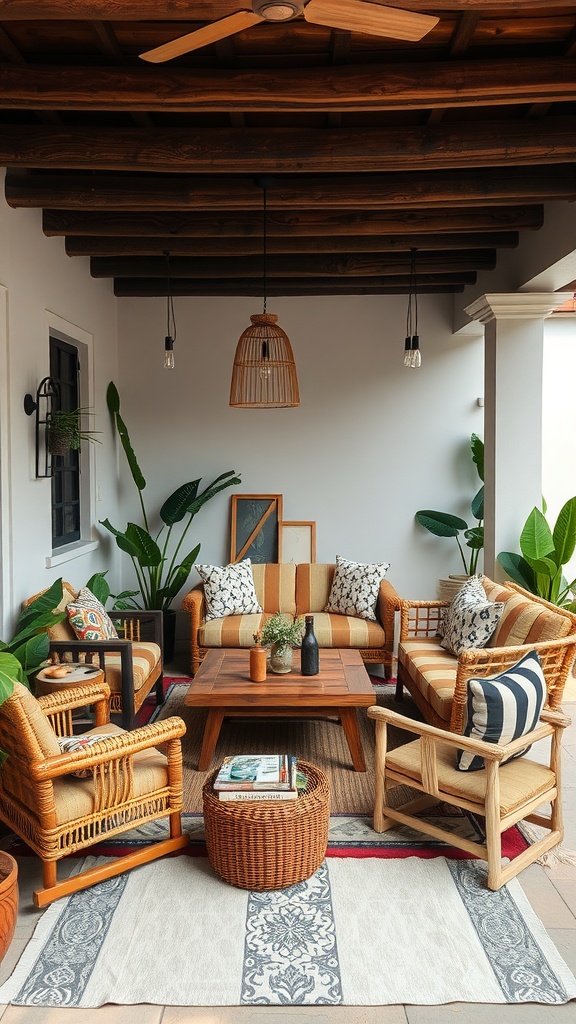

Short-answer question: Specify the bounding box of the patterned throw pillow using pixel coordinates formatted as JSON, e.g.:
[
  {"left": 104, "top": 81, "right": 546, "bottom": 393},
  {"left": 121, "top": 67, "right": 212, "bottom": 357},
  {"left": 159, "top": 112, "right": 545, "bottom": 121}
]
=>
[
  {"left": 325, "top": 555, "right": 390, "bottom": 622},
  {"left": 66, "top": 587, "right": 118, "bottom": 641},
  {"left": 196, "top": 558, "right": 262, "bottom": 622},
  {"left": 58, "top": 734, "right": 118, "bottom": 777},
  {"left": 440, "top": 575, "right": 503, "bottom": 656},
  {"left": 457, "top": 650, "right": 546, "bottom": 771}
]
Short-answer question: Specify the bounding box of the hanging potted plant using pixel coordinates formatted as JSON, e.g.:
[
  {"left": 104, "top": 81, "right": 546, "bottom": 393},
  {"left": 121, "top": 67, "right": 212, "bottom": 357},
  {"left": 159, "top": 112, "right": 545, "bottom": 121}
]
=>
[{"left": 47, "top": 408, "right": 101, "bottom": 456}]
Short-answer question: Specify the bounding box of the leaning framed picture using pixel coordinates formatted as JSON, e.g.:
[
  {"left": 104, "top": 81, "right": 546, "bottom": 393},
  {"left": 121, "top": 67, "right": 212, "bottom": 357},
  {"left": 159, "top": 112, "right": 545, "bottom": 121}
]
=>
[
  {"left": 278, "top": 521, "right": 316, "bottom": 564},
  {"left": 230, "top": 494, "right": 283, "bottom": 563}
]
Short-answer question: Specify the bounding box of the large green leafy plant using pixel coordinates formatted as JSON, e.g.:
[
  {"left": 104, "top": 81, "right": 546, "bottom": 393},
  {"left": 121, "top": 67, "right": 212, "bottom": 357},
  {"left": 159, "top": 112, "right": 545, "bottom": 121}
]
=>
[
  {"left": 415, "top": 434, "right": 484, "bottom": 575},
  {"left": 100, "top": 382, "right": 241, "bottom": 612},
  {"left": 497, "top": 498, "right": 576, "bottom": 610},
  {"left": 0, "top": 578, "right": 65, "bottom": 704}
]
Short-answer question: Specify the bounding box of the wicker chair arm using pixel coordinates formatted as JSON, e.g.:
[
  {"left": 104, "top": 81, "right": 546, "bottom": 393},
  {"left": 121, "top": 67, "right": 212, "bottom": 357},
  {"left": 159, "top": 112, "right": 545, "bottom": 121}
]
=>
[
  {"left": 30, "top": 715, "right": 187, "bottom": 781},
  {"left": 181, "top": 584, "right": 205, "bottom": 619},
  {"left": 367, "top": 705, "right": 560, "bottom": 761},
  {"left": 399, "top": 598, "right": 448, "bottom": 640},
  {"left": 37, "top": 681, "right": 111, "bottom": 717},
  {"left": 108, "top": 609, "right": 163, "bottom": 647},
  {"left": 457, "top": 634, "right": 576, "bottom": 668}
]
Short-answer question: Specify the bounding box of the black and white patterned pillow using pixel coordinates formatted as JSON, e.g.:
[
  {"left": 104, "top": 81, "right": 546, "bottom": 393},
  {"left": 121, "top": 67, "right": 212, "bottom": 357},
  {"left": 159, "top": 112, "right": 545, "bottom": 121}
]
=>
[
  {"left": 440, "top": 575, "right": 503, "bottom": 656},
  {"left": 457, "top": 650, "right": 546, "bottom": 771},
  {"left": 195, "top": 558, "right": 262, "bottom": 622},
  {"left": 325, "top": 555, "right": 390, "bottom": 622}
]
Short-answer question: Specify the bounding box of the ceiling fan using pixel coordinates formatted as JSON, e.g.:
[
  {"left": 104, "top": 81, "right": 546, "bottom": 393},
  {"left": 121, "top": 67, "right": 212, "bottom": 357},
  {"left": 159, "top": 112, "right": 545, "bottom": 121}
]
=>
[{"left": 139, "top": 0, "right": 439, "bottom": 63}]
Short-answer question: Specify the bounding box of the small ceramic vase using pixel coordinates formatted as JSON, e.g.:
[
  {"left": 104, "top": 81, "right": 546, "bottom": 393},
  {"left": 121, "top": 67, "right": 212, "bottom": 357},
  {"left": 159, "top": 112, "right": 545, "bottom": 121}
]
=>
[
  {"left": 269, "top": 643, "right": 293, "bottom": 674},
  {"left": 249, "top": 644, "right": 267, "bottom": 682}
]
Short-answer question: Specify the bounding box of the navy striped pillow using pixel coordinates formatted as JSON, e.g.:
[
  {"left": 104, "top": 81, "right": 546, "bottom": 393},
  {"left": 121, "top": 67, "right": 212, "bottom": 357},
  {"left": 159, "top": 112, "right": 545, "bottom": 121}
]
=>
[{"left": 457, "top": 650, "right": 546, "bottom": 771}]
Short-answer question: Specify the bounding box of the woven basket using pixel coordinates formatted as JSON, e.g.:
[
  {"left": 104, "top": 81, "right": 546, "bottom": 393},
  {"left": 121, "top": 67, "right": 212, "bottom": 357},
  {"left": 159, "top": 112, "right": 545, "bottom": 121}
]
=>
[{"left": 203, "top": 759, "right": 330, "bottom": 890}]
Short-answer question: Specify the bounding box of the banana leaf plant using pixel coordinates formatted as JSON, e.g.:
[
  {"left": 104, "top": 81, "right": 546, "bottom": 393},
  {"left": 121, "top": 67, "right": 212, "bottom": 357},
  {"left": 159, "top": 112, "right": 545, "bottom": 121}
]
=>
[
  {"left": 0, "top": 577, "right": 65, "bottom": 721},
  {"left": 415, "top": 434, "right": 484, "bottom": 575},
  {"left": 100, "top": 382, "right": 241, "bottom": 612},
  {"left": 497, "top": 497, "right": 576, "bottom": 610}
]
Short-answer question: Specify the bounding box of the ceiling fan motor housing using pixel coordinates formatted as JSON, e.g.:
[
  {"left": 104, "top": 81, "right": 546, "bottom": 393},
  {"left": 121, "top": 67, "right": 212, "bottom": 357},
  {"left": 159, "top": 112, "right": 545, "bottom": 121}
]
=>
[{"left": 253, "top": 0, "right": 305, "bottom": 21}]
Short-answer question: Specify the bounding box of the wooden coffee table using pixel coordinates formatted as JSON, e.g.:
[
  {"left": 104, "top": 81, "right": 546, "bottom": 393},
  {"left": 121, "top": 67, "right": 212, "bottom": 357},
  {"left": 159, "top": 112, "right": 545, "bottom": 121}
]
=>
[{"left": 185, "top": 648, "right": 375, "bottom": 772}]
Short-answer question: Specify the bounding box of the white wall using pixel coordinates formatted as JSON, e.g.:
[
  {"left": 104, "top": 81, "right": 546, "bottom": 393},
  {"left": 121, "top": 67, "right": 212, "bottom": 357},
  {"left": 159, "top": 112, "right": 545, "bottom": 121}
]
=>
[
  {"left": 0, "top": 173, "right": 121, "bottom": 635},
  {"left": 543, "top": 315, "right": 576, "bottom": 588},
  {"left": 116, "top": 290, "right": 485, "bottom": 612}
]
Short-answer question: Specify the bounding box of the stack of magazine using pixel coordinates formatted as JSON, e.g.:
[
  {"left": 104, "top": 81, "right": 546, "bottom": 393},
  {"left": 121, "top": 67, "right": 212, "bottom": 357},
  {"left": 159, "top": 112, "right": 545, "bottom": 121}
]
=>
[{"left": 213, "top": 754, "right": 301, "bottom": 801}]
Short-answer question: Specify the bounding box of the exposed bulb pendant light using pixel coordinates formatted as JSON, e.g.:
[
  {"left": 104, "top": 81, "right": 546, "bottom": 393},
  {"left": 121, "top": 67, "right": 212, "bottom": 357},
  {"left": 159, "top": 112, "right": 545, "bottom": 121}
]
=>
[
  {"left": 403, "top": 248, "right": 421, "bottom": 369},
  {"left": 229, "top": 177, "right": 300, "bottom": 408},
  {"left": 164, "top": 250, "right": 176, "bottom": 370}
]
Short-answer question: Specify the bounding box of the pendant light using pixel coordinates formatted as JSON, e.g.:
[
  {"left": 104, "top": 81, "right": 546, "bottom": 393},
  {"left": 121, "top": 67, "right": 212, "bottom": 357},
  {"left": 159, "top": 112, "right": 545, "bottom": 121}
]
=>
[
  {"left": 164, "top": 250, "right": 176, "bottom": 370},
  {"left": 403, "top": 247, "right": 421, "bottom": 369},
  {"left": 229, "top": 177, "right": 300, "bottom": 408}
]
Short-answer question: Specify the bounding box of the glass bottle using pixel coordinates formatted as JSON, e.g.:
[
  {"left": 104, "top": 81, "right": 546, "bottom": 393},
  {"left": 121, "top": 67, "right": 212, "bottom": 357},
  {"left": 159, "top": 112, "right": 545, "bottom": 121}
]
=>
[{"left": 300, "top": 615, "right": 319, "bottom": 676}]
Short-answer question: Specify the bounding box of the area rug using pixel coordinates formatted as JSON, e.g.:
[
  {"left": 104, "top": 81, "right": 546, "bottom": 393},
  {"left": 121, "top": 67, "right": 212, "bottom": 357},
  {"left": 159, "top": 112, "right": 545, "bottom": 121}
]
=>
[{"left": 1, "top": 854, "right": 574, "bottom": 1007}]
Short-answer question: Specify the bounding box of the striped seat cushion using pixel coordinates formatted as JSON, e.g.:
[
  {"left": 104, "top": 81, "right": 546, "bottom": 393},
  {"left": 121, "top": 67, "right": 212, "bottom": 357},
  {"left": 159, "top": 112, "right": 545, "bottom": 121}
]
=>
[
  {"left": 199, "top": 612, "right": 291, "bottom": 649},
  {"left": 310, "top": 612, "right": 385, "bottom": 649},
  {"left": 100, "top": 642, "right": 161, "bottom": 694},
  {"left": 457, "top": 650, "right": 546, "bottom": 771},
  {"left": 483, "top": 579, "right": 572, "bottom": 647},
  {"left": 252, "top": 563, "right": 297, "bottom": 615},
  {"left": 398, "top": 640, "right": 458, "bottom": 723}
]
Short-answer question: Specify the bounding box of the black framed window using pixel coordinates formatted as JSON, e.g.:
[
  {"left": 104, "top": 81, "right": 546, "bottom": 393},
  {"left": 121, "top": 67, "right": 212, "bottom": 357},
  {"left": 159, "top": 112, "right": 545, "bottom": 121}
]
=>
[{"left": 50, "top": 336, "right": 81, "bottom": 548}]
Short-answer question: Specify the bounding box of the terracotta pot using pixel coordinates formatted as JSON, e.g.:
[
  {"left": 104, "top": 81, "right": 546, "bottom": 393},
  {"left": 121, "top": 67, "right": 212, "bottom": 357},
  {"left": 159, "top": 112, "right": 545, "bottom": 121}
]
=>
[{"left": 0, "top": 851, "right": 18, "bottom": 964}]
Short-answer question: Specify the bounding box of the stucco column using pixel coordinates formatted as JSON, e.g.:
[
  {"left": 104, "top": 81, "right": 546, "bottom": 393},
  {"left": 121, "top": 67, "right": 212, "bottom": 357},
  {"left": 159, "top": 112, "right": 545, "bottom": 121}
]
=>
[{"left": 464, "top": 293, "right": 573, "bottom": 582}]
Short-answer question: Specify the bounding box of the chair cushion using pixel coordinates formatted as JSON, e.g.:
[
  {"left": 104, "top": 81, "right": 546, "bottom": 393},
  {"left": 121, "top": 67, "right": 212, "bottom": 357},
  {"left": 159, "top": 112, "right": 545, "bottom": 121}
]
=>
[
  {"left": 100, "top": 642, "right": 161, "bottom": 693},
  {"left": 482, "top": 580, "right": 572, "bottom": 647},
  {"left": 58, "top": 733, "right": 120, "bottom": 777},
  {"left": 9, "top": 682, "right": 61, "bottom": 758},
  {"left": 325, "top": 555, "right": 390, "bottom": 622},
  {"left": 457, "top": 650, "right": 546, "bottom": 771},
  {"left": 386, "top": 739, "right": 556, "bottom": 817},
  {"left": 398, "top": 640, "right": 457, "bottom": 723},
  {"left": 296, "top": 563, "right": 334, "bottom": 615},
  {"left": 195, "top": 558, "right": 262, "bottom": 621},
  {"left": 252, "top": 563, "right": 297, "bottom": 615},
  {"left": 440, "top": 576, "right": 503, "bottom": 656},
  {"left": 52, "top": 722, "right": 170, "bottom": 824},
  {"left": 66, "top": 587, "right": 119, "bottom": 641}
]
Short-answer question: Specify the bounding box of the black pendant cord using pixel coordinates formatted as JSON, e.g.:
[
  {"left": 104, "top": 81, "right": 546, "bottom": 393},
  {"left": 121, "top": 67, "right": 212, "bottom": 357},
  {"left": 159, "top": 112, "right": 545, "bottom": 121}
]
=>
[
  {"left": 164, "top": 250, "right": 176, "bottom": 342},
  {"left": 262, "top": 184, "right": 268, "bottom": 317}
]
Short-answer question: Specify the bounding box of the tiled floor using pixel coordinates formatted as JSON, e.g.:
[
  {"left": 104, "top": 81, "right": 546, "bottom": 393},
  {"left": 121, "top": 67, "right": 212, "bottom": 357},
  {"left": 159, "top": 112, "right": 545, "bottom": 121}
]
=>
[{"left": 1, "top": 689, "right": 575, "bottom": 1024}]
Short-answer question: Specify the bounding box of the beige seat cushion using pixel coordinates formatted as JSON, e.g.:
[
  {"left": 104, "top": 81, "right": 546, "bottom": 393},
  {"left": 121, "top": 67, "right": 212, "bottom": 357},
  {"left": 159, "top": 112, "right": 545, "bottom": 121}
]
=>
[
  {"left": 398, "top": 640, "right": 456, "bottom": 723},
  {"left": 100, "top": 641, "right": 161, "bottom": 693},
  {"left": 386, "top": 738, "right": 556, "bottom": 817},
  {"left": 199, "top": 612, "right": 287, "bottom": 648},
  {"left": 9, "top": 682, "right": 61, "bottom": 758},
  {"left": 52, "top": 722, "right": 169, "bottom": 824},
  {"left": 311, "top": 612, "right": 385, "bottom": 649}
]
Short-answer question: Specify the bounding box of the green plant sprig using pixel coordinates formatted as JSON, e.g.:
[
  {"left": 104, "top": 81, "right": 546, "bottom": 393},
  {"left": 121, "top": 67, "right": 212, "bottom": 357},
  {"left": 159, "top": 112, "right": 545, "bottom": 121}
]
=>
[{"left": 260, "top": 612, "right": 305, "bottom": 653}]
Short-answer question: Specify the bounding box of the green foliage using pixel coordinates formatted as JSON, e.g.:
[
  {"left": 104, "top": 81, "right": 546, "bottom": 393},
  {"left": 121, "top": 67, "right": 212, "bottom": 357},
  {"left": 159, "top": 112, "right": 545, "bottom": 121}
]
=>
[
  {"left": 259, "top": 612, "right": 305, "bottom": 653},
  {"left": 415, "top": 434, "right": 484, "bottom": 575},
  {"left": 100, "top": 382, "right": 241, "bottom": 612},
  {"left": 0, "top": 578, "right": 66, "bottom": 707},
  {"left": 47, "top": 408, "right": 101, "bottom": 451},
  {"left": 497, "top": 497, "right": 576, "bottom": 609}
]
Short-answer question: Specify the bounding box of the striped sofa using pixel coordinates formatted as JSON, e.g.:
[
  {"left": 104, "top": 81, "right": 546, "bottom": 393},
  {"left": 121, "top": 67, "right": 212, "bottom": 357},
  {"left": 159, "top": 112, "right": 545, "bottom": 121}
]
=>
[
  {"left": 182, "top": 562, "right": 401, "bottom": 677},
  {"left": 396, "top": 576, "right": 576, "bottom": 732}
]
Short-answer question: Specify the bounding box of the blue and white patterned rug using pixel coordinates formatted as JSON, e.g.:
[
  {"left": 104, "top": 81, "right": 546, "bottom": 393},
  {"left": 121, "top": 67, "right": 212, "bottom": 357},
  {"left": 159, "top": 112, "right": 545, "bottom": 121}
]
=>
[{"left": 1, "top": 855, "right": 575, "bottom": 1007}]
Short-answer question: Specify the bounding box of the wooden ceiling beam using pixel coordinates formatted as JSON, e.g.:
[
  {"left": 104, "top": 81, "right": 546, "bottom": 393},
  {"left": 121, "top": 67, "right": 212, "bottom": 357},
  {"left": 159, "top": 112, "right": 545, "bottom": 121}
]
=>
[
  {"left": 1, "top": 60, "right": 576, "bottom": 111},
  {"left": 113, "top": 277, "right": 470, "bottom": 298},
  {"left": 0, "top": 1, "right": 571, "bottom": 18},
  {"left": 89, "top": 250, "right": 496, "bottom": 278},
  {"left": 65, "top": 232, "right": 518, "bottom": 257},
  {"left": 2, "top": 121, "right": 574, "bottom": 173},
  {"left": 11, "top": 169, "right": 575, "bottom": 211},
  {"left": 43, "top": 206, "right": 541, "bottom": 237}
]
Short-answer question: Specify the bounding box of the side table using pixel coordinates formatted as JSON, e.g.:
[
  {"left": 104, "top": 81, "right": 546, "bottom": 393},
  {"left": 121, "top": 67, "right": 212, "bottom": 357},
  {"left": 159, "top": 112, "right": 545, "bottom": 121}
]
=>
[
  {"left": 203, "top": 759, "right": 330, "bottom": 890},
  {"left": 35, "top": 663, "right": 105, "bottom": 697}
]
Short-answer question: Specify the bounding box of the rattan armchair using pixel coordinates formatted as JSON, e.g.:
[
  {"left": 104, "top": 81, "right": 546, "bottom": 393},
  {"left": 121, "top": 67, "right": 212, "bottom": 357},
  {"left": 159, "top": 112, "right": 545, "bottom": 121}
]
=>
[
  {"left": 368, "top": 704, "right": 570, "bottom": 890},
  {"left": 0, "top": 679, "right": 188, "bottom": 907}
]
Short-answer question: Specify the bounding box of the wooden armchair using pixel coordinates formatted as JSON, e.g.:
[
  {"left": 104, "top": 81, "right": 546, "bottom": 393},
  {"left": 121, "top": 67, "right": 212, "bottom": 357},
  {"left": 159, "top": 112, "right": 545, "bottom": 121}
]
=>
[
  {"left": 25, "top": 583, "right": 164, "bottom": 729},
  {"left": 368, "top": 704, "right": 570, "bottom": 890},
  {"left": 0, "top": 679, "right": 188, "bottom": 907}
]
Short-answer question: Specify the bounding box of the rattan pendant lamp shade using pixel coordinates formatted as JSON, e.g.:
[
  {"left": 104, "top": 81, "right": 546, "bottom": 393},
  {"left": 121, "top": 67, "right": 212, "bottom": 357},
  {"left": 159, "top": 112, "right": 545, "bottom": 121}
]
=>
[{"left": 230, "top": 179, "right": 300, "bottom": 408}]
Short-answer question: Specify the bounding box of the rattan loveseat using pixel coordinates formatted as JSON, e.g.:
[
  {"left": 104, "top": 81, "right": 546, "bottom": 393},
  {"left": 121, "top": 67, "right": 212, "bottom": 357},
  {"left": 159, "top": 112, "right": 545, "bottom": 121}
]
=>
[
  {"left": 182, "top": 562, "right": 400, "bottom": 677},
  {"left": 396, "top": 576, "right": 576, "bottom": 732}
]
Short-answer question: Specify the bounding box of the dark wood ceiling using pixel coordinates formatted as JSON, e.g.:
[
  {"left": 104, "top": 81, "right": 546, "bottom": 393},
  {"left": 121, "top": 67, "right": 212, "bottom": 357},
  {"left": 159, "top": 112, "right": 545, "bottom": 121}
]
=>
[{"left": 1, "top": 1, "right": 576, "bottom": 297}]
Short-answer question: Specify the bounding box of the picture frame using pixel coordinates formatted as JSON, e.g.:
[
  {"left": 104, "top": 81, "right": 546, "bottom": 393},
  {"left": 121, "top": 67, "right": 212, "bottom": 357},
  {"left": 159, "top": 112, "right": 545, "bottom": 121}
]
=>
[
  {"left": 278, "top": 521, "right": 316, "bottom": 564},
  {"left": 230, "top": 494, "right": 283, "bottom": 564}
]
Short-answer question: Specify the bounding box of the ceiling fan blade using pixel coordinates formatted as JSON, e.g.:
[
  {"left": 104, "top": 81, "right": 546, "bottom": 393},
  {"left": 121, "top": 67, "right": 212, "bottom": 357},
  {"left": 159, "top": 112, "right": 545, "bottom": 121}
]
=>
[
  {"left": 304, "top": 0, "right": 439, "bottom": 42},
  {"left": 140, "top": 11, "right": 264, "bottom": 63}
]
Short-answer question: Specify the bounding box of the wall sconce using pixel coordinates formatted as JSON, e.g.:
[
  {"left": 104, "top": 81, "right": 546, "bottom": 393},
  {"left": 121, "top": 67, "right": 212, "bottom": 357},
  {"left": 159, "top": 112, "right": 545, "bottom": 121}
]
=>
[{"left": 24, "top": 376, "right": 60, "bottom": 478}]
